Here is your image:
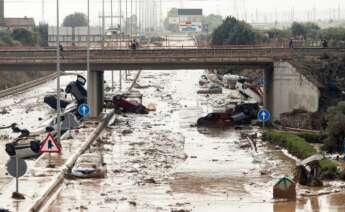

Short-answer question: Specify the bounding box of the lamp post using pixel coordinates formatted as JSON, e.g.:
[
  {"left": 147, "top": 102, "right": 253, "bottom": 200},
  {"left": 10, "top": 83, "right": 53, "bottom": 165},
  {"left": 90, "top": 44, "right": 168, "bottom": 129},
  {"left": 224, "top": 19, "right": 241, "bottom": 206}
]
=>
[
  {"left": 86, "top": 0, "right": 91, "bottom": 115},
  {"left": 56, "top": 0, "right": 61, "bottom": 144}
]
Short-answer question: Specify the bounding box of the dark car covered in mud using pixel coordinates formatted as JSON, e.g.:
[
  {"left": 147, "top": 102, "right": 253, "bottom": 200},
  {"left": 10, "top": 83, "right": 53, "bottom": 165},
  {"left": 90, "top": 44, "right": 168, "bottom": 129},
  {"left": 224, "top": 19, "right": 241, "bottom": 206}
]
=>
[{"left": 197, "top": 102, "right": 259, "bottom": 127}]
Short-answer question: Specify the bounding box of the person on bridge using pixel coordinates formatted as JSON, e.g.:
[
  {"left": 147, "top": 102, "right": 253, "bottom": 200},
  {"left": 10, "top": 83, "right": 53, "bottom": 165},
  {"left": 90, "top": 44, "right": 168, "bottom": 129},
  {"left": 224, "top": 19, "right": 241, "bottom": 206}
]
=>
[
  {"left": 59, "top": 44, "right": 64, "bottom": 59},
  {"left": 289, "top": 39, "right": 294, "bottom": 49}
]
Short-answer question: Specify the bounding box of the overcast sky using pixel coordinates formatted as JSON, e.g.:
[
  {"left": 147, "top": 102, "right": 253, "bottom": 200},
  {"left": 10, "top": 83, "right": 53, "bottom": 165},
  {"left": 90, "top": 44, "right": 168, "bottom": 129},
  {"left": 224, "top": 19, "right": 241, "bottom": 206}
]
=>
[{"left": 3, "top": 0, "right": 345, "bottom": 25}]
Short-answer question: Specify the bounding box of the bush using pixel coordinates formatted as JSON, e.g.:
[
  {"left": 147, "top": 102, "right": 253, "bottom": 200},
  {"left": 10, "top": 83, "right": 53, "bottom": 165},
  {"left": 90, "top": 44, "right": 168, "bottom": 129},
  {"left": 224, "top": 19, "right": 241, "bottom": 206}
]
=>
[
  {"left": 263, "top": 130, "right": 337, "bottom": 173},
  {"left": 294, "top": 132, "right": 323, "bottom": 144},
  {"left": 0, "top": 30, "right": 14, "bottom": 46},
  {"left": 263, "top": 130, "right": 316, "bottom": 159},
  {"left": 12, "top": 28, "right": 37, "bottom": 46}
]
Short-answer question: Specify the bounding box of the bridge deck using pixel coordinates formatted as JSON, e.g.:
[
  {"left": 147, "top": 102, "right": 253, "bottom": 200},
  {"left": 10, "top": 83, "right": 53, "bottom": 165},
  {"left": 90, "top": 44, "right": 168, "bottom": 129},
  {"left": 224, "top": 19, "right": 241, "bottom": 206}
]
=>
[{"left": 0, "top": 48, "right": 342, "bottom": 71}]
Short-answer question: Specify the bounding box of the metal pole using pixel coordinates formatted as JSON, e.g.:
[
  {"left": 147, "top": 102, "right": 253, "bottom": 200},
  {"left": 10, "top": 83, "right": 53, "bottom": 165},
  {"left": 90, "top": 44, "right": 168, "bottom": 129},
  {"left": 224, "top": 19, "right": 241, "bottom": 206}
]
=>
[
  {"left": 119, "top": 71, "right": 122, "bottom": 91},
  {"left": 87, "top": 0, "right": 90, "bottom": 111},
  {"left": 56, "top": 0, "right": 61, "bottom": 145},
  {"left": 102, "top": 0, "right": 105, "bottom": 48},
  {"left": 111, "top": 0, "right": 113, "bottom": 27},
  {"left": 125, "top": 0, "right": 128, "bottom": 38},
  {"left": 131, "top": 0, "right": 133, "bottom": 40},
  {"left": 15, "top": 156, "right": 18, "bottom": 193},
  {"left": 119, "top": 0, "right": 122, "bottom": 49}
]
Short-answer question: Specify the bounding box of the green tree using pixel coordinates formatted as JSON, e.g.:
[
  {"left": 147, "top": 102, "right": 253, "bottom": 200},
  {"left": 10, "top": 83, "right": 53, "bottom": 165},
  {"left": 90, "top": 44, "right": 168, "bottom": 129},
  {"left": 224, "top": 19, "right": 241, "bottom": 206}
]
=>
[
  {"left": 211, "top": 16, "right": 256, "bottom": 45},
  {"left": 202, "top": 14, "right": 223, "bottom": 32},
  {"left": 63, "top": 12, "right": 88, "bottom": 46},
  {"left": 304, "top": 22, "right": 321, "bottom": 39},
  {"left": 324, "top": 101, "right": 345, "bottom": 153},
  {"left": 35, "top": 23, "right": 48, "bottom": 47},
  {"left": 164, "top": 8, "right": 179, "bottom": 32},
  {"left": 12, "top": 28, "right": 37, "bottom": 46},
  {"left": 0, "top": 30, "right": 14, "bottom": 46},
  {"left": 291, "top": 22, "right": 306, "bottom": 38}
]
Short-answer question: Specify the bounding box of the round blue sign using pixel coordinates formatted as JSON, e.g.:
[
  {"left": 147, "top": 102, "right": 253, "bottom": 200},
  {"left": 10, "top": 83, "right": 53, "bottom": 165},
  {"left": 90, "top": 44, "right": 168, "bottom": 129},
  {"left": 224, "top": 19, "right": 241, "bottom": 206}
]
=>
[
  {"left": 78, "top": 103, "right": 90, "bottom": 117},
  {"left": 258, "top": 109, "right": 270, "bottom": 122}
]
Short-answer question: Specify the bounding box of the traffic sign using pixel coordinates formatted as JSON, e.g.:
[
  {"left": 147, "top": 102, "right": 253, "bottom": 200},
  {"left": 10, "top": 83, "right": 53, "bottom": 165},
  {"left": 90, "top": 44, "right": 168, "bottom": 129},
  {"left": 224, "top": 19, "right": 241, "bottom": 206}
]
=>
[
  {"left": 78, "top": 103, "right": 90, "bottom": 117},
  {"left": 40, "top": 132, "right": 61, "bottom": 153},
  {"left": 6, "top": 158, "right": 27, "bottom": 178},
  {"left": 258, "top": 108, "right": 271, "bottom": 122}
]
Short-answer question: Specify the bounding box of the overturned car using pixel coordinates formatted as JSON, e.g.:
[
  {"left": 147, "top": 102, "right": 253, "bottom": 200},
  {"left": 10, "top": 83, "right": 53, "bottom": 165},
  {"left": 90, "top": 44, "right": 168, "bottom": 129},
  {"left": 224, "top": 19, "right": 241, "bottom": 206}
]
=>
[{"left": 197, "top": 102, "right": 259, "bottom": 127}]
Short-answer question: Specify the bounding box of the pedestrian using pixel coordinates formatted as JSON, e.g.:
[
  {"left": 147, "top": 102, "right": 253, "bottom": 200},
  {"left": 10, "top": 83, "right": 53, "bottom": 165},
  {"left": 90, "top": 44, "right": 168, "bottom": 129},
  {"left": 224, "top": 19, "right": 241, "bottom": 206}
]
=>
[
  {"left": 289, "top": 39, "right": 294, "bottom": 49},
  {"left": 59, "top": 44, "right": 64, "bottom": 59}
]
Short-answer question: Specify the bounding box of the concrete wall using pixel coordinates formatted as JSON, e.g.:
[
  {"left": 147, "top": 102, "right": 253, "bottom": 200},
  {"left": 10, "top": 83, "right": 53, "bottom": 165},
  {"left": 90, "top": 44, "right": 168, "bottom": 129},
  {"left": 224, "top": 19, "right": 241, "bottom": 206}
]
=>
[{"left": 270, "top": 62, "right": 320, "bottom": 120}]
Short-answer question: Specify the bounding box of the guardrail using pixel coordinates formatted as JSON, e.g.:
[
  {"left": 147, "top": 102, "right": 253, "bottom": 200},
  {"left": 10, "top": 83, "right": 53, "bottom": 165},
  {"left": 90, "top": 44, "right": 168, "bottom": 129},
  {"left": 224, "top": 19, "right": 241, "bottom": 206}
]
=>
[{"left": 0, "top": 72, "right": 58, "bottom": 98}]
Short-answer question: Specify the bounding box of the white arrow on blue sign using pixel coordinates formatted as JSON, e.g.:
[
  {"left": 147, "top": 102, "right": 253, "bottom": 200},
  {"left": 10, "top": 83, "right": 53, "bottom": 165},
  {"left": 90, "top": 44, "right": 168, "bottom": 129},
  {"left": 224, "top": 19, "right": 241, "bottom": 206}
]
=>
[
  {"left": 258, "top": 108, "right": 270, "bottom": 122},
  {"left": 78, "top": 103, "right": 90, "bottom": 117}
]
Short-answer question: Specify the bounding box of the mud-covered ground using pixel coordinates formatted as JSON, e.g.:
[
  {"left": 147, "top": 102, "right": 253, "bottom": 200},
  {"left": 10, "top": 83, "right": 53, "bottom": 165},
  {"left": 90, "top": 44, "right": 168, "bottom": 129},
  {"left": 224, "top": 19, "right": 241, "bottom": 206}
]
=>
[{"left": 2, "top": 36, "right": 345, "bottom": 212}]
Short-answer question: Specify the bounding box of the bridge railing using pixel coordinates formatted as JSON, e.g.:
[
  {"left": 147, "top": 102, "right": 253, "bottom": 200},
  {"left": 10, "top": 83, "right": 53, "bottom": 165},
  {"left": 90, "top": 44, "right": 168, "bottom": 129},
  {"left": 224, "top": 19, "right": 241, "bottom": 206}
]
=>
[{"left": 0, "top": 47, "right": 342, "bottom": 62}]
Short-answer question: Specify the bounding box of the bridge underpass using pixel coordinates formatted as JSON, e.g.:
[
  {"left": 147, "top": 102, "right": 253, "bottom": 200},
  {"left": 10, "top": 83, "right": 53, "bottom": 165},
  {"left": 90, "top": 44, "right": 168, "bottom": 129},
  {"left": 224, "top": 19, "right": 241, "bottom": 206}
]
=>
[{"left": 0, "top": 47, "right": 340, "bottom": 119}]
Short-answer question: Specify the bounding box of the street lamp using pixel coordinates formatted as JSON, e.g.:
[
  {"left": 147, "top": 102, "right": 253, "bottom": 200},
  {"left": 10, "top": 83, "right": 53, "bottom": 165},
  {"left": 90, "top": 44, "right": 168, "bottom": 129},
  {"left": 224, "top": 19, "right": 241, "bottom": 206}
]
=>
[{"left": 56, "top": 0, "right": 61, "bottom": 144}]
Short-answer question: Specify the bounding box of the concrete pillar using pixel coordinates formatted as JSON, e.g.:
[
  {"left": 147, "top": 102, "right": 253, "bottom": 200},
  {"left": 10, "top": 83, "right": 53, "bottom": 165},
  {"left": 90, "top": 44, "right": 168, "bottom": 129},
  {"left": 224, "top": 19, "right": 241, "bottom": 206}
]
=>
[
  {"left": 264, "top": 65, "right": 274, "bottom": 119},
  {"left": 87, "top": 70, "right": 104, "bottom": 119}
]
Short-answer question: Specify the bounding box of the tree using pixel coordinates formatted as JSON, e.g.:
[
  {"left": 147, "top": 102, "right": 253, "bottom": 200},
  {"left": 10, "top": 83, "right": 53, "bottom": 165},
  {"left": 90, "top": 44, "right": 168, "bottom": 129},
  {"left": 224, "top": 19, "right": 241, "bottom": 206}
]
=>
[
  {"left": 211, "top": 16, "right": 256, "bottom": 45},
  {"left": 12, "top": 28, "right": 37, "bottom": 46},
  {"left": 35, "top": 23, "right": 48, "bottom": 47},
  {"left": 164, "top": 8, "right": 179, "bottom": 32},
  {"left": 63, "top": 12, "right": 88, "bottom": 46},
  {"left": 291, "top": 22, "right": 306, "bottom": 38},
  {"left": 324, "top": 101, "right": 345, "bottom": 153},
  {"left": 202, "top": 14, "right": 223, "bottom": 32},
  {"left": 304, "top": 22, "right": 321, "bottom": 39},
  {"left": 0, "top": 30, "right": 14, "bottom": 46}
]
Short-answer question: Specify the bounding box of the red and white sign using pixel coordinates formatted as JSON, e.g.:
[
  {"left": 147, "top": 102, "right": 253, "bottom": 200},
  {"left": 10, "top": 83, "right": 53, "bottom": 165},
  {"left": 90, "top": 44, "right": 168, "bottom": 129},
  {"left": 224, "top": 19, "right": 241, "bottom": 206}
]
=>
[{"left": 40, "top": 132, "right": 61, "bottom": 153}]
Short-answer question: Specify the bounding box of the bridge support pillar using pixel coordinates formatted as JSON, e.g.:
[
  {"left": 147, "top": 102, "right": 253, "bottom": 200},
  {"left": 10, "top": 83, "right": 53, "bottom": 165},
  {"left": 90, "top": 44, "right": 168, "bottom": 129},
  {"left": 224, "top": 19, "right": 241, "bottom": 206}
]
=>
[
  {"left": 264, "top": 66, "right": 274, "bottom": 119},
  {"left": 87, "top": 70, "right": 104, "bottom": 119}
]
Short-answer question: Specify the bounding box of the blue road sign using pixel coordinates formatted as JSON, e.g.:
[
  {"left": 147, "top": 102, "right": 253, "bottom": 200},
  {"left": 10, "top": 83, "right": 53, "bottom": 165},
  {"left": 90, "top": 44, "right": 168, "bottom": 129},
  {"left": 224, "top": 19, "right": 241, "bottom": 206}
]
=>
[
  {"left": 78, "top": 103, "right": 90, "bottom": 117},
  {"left": 258, "top": 109, "right": 270, "bottom": 122}
]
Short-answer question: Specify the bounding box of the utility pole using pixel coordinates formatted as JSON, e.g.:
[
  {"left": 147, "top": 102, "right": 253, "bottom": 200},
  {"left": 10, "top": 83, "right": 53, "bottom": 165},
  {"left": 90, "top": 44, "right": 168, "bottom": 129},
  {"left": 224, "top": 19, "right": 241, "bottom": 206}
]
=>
[
  {"left": 87, "top": 0, "right": 90, "bottom": 113},
  {"left": 120, "top": 0, "right": 122, "bottom": 48},
  {"left": 126, "top": 0, "right": 128, "bottom": 38},
  {"left": 42, "top": 0, "right": 45, "bottom": 23},
  {"left": 102, "top": 0, "right": 105, "bottom": 48},
  {"left": 131, "top": 0, "right": 133, "bottom": 39},
  {"left": 56, "top": 0, "right": 61, "bottom": 144},
  {"left": 111, "top": 0, "right": 113, "bottom": 27}
]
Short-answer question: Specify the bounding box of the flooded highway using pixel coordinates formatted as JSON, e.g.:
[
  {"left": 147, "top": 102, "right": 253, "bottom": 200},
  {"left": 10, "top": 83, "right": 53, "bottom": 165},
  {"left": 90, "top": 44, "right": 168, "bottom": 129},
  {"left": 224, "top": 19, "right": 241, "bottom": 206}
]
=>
[{"left": 1, "top": 36, "right": 345, "bottom": 212}]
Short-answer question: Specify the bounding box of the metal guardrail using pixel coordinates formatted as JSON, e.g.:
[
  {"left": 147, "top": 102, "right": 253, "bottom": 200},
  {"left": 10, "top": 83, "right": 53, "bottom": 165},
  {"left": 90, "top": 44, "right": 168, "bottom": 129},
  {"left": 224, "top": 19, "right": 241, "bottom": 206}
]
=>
[{"left": 0, "top": 72, "right": 58, "bottom": 98}]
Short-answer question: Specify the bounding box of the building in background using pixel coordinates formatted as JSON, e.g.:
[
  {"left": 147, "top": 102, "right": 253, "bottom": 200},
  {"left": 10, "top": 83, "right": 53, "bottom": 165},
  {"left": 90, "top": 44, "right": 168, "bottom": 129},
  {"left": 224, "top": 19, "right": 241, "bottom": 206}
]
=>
[
  {"left": 0, "top": 0, "right": 35, "bottom": 30},
  {"left": 178, "top": 9, "right": 202, "bottom": 33}
]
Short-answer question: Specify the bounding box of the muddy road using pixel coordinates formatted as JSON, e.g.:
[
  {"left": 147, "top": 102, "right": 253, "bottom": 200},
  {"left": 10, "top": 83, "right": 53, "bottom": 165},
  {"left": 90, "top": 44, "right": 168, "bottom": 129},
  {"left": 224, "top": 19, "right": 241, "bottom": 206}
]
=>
[{"left": 46, "top": 38, "right": 299, "bottom": 211}]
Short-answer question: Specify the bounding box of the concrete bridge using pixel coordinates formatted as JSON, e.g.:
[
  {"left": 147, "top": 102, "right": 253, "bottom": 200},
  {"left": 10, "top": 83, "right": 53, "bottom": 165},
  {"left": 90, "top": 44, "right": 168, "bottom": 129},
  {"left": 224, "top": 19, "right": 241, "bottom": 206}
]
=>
[{"left": 0, "top": 47, "right": 342, "bottom": 119}]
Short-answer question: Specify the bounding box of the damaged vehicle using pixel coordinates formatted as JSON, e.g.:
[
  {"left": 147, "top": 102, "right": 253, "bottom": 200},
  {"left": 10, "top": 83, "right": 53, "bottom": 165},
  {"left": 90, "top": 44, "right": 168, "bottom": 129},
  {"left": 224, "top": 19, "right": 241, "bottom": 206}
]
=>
[
  {"left": 197, "top": 84, "right": 222, "bottom": 94},
  {"left": 71, "top": 153, "right": 106, "bottom": 178},
  {"left": 111, "top": 95, "right": 149, "bottom": 114},
  {"left": 236, "top": 79, "right": 263, "bottom": 104},
  {"left": 44, "top": 75, "right": 87, "bottom": 111},
  {"left": 5, "top": 139, "right": 41, "bottom": 158},
  {"left": 197, "top": 102, "right": 259, "bottom": 127}
]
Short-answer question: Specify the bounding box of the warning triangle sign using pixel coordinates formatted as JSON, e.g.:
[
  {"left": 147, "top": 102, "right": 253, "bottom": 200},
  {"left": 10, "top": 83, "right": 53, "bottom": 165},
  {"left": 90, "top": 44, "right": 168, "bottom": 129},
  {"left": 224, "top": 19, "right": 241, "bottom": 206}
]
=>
[{"left": 40, "top": 132, "right": 61, "bottom": 153}]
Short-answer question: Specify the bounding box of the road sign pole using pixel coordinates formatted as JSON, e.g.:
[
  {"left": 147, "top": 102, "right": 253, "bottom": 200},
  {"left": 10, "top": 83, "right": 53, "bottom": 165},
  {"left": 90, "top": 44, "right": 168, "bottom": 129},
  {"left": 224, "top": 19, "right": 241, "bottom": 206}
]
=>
[{"left": 15, "top": 156, "right": 19, "bottom": 194}]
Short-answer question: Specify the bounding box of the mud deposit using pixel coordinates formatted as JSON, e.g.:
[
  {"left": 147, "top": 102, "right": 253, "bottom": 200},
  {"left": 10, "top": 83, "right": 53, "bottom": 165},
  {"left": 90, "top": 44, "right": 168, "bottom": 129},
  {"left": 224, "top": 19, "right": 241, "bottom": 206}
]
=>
[{"left": 29, "top": 38, "right": 345, "bottom": 211}]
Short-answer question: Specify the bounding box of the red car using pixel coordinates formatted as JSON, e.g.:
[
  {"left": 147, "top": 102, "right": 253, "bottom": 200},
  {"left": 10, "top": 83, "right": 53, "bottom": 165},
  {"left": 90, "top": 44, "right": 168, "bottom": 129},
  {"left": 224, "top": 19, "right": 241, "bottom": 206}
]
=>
[{"left": 112, "top": 95, "right": 148, "bottom": 114}]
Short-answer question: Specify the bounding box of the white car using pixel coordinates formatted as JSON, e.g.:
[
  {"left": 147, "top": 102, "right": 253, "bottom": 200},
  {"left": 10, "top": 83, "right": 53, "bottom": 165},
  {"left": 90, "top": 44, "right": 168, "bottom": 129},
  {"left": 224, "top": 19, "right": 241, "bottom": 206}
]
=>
[{"left": 71, "top": 153, "right": 106, "bottom": 178}]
